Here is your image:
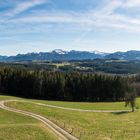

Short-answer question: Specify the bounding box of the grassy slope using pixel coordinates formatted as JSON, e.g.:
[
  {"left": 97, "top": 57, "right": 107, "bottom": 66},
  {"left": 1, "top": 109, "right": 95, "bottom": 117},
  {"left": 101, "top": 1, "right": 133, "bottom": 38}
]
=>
[
  {"left": 0, "top": 100, "right": 58, "bottom": 140},
  {"left": 31, "top": 100, "right": 131, "bottom": 110},
  {"left": 0, "top": 95, "right": 132, "bottom": 110},
  {"left": 1, "top": 95, "right": 140, "bottom": 140},
  {"left": 6, "top": 101, "right": 140, "bottom": 140},
  {"left": 0, "top": 95, "right": 21, "bottom": 101},
  {"left": 31, "top": 98, "right": 140, "bottom": 110}
]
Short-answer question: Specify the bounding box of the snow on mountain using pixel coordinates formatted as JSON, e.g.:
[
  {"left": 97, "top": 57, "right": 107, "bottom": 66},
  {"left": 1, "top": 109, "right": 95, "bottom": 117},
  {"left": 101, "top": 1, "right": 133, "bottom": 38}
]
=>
[{"left": 52, "top": 49, "right": 68, "bottom": 54}]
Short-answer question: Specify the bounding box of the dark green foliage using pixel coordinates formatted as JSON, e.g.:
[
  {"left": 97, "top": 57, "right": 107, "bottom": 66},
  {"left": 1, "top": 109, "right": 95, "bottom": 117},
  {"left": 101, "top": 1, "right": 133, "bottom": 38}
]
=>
[
  {"left": 1, "top": 59, "right": 140, "bottom": 74},
  {"left": 0, "top": 68, "right": 133, "bottom": 102},
  {"left": 77, "top": 59, "right": 140, "bottom": 74},
  {"left": 125, "top": 83, "right": 137, "bottom": 112}
]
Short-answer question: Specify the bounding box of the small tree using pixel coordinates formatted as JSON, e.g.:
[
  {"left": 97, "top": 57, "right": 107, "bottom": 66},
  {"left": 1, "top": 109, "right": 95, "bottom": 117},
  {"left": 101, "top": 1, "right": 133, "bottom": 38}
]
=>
[{"left": 125, "top": 84, "right": 136, "bottom": 112}]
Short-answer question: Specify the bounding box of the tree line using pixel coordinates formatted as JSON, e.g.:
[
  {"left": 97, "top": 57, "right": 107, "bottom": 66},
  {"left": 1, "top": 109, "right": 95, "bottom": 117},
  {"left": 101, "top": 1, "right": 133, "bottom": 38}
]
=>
[{"left": 0, "top": 68, "right": 135, "bottom": 102}]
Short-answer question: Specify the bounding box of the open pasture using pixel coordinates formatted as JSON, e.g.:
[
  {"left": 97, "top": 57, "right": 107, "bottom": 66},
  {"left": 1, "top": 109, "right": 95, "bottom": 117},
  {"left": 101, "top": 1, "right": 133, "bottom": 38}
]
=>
[{"left": 4, "top": 96, "right": 140, "bottom": 140}]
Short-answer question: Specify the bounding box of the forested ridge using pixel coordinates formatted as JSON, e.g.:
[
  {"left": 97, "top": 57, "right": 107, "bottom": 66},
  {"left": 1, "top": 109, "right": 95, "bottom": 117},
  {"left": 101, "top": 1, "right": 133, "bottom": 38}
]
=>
[
  {"left": 1, "top": 59, "right": 140, "bottom": 74},
  {"left": 0, "top": 68, "right": 135, "bottom": 102}
]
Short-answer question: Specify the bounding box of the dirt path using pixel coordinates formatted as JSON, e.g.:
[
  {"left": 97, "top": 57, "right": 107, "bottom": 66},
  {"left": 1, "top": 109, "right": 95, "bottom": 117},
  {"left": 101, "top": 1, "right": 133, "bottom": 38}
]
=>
[
  {"left": 0, "top": 100, "right": 79, "bottom": 140},
  {"left": 34, "top": 102, "right": 131, "bottom": 113},
  {"left": 3, "top": 99, "right": 131, "bottom": 113},
  {"left": 0, "top": 99, "right": 131, "bottom": 140}
]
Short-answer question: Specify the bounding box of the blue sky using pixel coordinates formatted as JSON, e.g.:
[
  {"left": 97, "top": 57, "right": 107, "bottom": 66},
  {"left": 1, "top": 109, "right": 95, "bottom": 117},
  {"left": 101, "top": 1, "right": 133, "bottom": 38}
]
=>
[{"left": 1, "top": 0, "right": 140, "bottom": 55}]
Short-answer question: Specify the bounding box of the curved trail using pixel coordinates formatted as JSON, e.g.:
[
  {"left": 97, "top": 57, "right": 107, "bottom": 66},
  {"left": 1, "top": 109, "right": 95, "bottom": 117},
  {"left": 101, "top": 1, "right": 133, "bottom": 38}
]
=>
[
  {"left": 0, "top": 100, "right": 79, "bottom": 140},
  {"left": 3, "top": 99, "right": 131, "bottom": 113},
  {"left": 35, "top": 102, "right": 131, "bottom": 113},
  {"left": 0, "top": 100, "right": 131, "bottom": 140}
]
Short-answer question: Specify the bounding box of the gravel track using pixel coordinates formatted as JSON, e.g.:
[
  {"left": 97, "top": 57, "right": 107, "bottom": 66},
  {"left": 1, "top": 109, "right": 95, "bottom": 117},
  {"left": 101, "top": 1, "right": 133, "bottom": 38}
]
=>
[{"left": 0, "top": 100, "right": 79, "bottom": 140}]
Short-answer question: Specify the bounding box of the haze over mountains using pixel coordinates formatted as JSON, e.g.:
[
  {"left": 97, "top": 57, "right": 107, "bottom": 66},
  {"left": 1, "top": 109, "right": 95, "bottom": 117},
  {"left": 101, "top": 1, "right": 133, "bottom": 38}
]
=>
[{"left": 1, "top": 49, "right": 140, "bottom": 62}]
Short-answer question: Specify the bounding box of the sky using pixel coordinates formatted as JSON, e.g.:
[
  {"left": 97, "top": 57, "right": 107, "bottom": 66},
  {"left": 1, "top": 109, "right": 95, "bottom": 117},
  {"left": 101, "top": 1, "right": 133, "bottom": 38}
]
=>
[{"left": 1, "top": 0, "right": 140, "bottom": 55}]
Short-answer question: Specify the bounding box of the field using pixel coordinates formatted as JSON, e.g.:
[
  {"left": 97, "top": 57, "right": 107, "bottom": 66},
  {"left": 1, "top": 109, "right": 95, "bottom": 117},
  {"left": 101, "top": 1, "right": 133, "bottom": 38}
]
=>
[
  {"left": 0, "top": 95, "right": 140, "bottom": 140},
  {"left": 0, "top": 110, "right": 58, "bottom": 140},
  {"left": 31, "top": 99, "right": 131, "bottom": 111},
  {"left": 0, "top": 96, "right": 60, "bottom": 140}
]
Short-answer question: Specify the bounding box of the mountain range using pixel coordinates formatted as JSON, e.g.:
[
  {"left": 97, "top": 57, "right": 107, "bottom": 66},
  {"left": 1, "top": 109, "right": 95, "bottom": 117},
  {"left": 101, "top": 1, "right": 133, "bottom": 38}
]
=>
[{"left": 1, "top": 49, "right": 140, "bottom": 62}]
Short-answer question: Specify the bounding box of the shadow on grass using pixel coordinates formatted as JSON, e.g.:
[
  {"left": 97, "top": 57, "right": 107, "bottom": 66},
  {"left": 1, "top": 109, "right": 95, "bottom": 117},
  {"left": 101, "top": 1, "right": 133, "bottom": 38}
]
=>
[{"left": 112, "top": 111, "right": 131, "bottom": 115}]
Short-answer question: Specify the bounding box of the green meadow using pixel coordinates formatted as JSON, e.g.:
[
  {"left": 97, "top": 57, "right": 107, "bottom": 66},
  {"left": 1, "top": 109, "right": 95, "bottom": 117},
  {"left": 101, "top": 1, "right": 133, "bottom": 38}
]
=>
[
  {"left": 0, "top": 96, "right": 59, "bottom": 140},
  {"left": 31, "top": 99, "right": 131, "bottom": 111},
  {"left": 2, "top": 95, "right": 140, "bottom": 140}
]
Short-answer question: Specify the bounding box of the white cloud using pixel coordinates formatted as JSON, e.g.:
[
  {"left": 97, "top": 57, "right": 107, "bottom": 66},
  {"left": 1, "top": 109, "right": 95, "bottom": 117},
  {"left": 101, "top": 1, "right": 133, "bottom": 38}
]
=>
[
  {"left": 97, "top": 0, "right": 122, "bottom": 14},
  {"left": 2, "top": 0, "right": 140, "bottom": 35},
  {"left": 123, "top": 0, "right": 140, "bottom": 8},
  {"left": 10, "top": 9, "right": 140, "bottom": 32},
  {"left": 1, "top": 0, "right": 140, "bottom": 54},
  {"left": 5, "top": 0, "right": 48, "bottom": 17}
]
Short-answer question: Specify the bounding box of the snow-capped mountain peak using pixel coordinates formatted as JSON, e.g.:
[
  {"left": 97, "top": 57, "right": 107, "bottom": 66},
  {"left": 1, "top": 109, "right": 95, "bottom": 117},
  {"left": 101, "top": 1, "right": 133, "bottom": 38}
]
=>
[{"left": 52, "top": 49, "right": 67, "bottom": 54}]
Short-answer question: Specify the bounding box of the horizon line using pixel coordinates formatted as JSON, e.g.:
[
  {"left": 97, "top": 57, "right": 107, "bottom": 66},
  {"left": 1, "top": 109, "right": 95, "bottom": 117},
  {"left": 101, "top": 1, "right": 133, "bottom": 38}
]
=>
[{"left": 1, "top": 49, "right": 140, "bottom": 57}]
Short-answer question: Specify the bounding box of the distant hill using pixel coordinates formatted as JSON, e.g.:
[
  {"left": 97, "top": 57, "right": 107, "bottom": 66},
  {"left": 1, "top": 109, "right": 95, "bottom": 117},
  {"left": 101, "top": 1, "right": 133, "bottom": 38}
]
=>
[
  {"left": 4, "top": 49, "right": 108, "bottom": 62},
  {"left": 1, "top": 49, "right": 140, "bottom": 62},
  {"left": 105, "top": 50, "right": 140, "bottom": 60},
  {"left": 0, "top": 56, "right": 8, "bottom": 61}
]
